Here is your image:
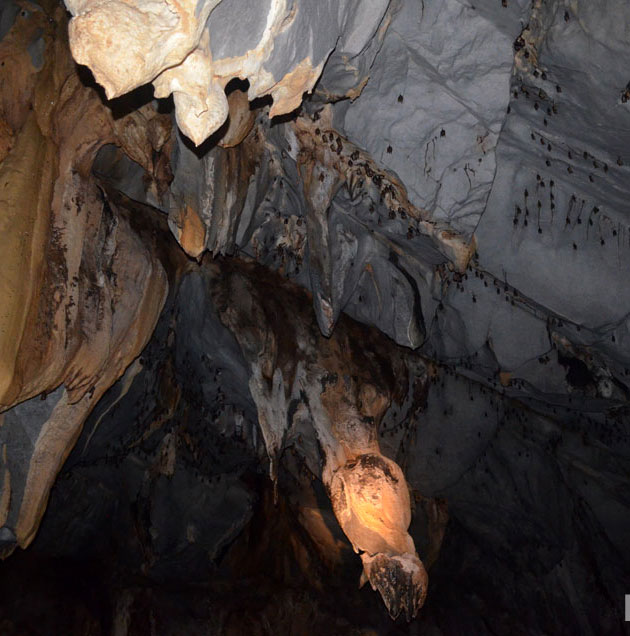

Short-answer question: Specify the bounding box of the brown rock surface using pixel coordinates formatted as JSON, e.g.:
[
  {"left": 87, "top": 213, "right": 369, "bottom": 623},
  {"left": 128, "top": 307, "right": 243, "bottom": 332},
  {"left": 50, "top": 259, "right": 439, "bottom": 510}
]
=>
[{"left": 0, "top": 3, "right": 169, "bottom": 550}]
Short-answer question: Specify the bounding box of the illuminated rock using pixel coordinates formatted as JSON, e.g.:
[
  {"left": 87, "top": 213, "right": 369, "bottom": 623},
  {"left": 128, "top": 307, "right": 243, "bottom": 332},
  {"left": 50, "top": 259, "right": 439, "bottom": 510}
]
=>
[
  {"left": 214, "top": 263, "right": 430, "bottom": 618},
  {"left": 330, "top": 453, "right": 428, "bottom": 619},
  {"left": 64, "top": 0, "right": 393, "bottom": 145}
]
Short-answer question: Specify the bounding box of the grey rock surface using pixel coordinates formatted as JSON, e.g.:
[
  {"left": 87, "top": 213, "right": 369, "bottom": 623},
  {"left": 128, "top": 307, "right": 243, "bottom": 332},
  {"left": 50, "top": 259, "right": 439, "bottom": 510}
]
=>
[
  {"left": 2, "top": 0, "right": 630, "bottom": 633},
  {"left": 85, "top": 4, "right": 630, "bottom": 628}
]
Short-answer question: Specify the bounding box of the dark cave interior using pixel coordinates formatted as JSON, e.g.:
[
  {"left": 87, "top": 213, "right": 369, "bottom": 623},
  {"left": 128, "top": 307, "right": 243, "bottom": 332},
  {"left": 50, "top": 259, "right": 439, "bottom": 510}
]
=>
[{"left": 0, "top": 1, "right": 629, "bottom": 634}]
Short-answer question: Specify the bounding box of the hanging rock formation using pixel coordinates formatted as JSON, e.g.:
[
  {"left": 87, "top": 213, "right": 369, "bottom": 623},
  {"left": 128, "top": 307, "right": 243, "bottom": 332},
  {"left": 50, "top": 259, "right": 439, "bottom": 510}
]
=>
[
  {"left": 0, "top": 0, "right": 628, "bottom": 633},
  {"left": 64, "top": 0, "right": 394, "bottom": 146},
  {"left": 0, "top": 2, "right": 169, "bottom": 552},
  {"left": 212, "top": 261, "right": 430, "bottom": 618}
]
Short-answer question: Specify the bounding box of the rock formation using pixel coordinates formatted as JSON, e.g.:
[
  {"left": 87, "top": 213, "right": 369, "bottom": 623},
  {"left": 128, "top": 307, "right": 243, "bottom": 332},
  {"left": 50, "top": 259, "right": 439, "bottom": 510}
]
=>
[
  {"left": 0, "top": 1, "right": 169, "bottom": 552},
  {"left": 64, "top": 0, "right": 394, "bottom": 146},
  {"left": 0, "top": 0, "right": 628, "bottom": 633}
]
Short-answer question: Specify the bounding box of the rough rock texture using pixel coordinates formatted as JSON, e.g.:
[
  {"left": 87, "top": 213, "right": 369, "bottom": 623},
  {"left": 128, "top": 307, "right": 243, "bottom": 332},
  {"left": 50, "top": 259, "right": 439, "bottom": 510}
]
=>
[
  {"left": 0, "top": 251, "right": 440, "bottom": 630},
  {"left": 0, "top": 0, "right": 629, "bottom": 634},
  {"left": 0, "top": 1, "right": 169, "bottom": 552},
  {"left": 208, "top": 260, "right": 430, "bottom": 618},
  {"left": 65, "top": 0, "right": 394, "bottom": 145}
]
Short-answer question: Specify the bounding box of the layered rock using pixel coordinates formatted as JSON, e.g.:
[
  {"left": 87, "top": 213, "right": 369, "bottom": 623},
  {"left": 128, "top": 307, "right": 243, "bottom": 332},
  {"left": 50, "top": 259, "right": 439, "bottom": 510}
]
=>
[
  {"left": 0, "top": 2, "right": 169, "bottom": 552},
  {"left": 65, "top": 0, "right": 481, "bottom": 347},
  {"left": 0, "top": 0, "right": 628, "bottom": 632}
]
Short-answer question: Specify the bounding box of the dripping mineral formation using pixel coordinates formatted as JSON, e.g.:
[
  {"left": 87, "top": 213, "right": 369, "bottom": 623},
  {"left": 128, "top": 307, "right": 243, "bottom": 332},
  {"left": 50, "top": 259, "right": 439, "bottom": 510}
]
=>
[{"left": 0, "top": 0, "right": 628, "bottom": 633}]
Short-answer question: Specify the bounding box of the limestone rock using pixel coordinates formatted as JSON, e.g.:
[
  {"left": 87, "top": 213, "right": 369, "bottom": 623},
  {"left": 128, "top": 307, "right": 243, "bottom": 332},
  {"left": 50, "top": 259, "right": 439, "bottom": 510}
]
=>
[
  {"left": 65, "top": 0, "right": 394, "bottom": 145},
  {"left": 0, "top": 4, "right": 169, "bottom": 551}
]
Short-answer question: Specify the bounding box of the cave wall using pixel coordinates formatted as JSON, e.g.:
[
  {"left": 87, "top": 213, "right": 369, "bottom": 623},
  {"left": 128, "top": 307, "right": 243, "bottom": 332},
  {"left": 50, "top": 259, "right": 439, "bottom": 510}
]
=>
[
  {"left": 0, "top": 0, "right": 170, "bottom": 551},
  {"left": 0, "top": 0, "right": 629, "bottom": 634}
]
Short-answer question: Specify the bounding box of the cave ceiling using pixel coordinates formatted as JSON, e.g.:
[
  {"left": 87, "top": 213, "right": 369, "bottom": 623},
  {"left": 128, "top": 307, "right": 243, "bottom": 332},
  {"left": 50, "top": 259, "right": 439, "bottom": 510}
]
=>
[{"left": 0, "top": 0, "right": 629, "bottom": 633}]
